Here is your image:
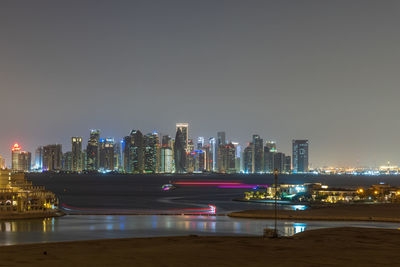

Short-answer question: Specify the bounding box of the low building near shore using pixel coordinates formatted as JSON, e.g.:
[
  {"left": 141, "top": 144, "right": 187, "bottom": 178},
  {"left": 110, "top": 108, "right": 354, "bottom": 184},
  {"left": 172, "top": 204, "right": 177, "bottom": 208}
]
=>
[{"left": 0, "top": 170, "right": 58, "bottom": 213}]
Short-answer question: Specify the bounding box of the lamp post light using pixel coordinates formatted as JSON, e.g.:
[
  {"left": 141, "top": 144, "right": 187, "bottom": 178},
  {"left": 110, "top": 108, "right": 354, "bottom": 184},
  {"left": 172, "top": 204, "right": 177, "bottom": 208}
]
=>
[{"left": 272, "top": 169, "right": 279, "bottom": 238}]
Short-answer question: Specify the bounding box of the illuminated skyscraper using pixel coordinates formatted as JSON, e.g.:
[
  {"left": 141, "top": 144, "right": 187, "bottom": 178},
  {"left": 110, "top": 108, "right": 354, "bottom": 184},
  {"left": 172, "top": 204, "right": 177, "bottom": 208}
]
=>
[
  {"left": 197, "top": 136, "right": 205, "bottom": 149},
  {"left": 18, "top": 151, "right": 31, "bottom": 172},
  {"left": 174, "top": 128, "right": 186, "bottom": 173},
  {"left": 0, "top": 155, "right": 5, "bottom": 169},
  {"left": 209, "top": 137, "right": 216, "bottom": 172},
  {"left": 162, "top": 135, "right": 172, "bottom": 148},
  {"left": 123, "top": 130, "right": 144, "bottom": 173},
  {"left": 35, "top": 146, "right": 43, "bottom": 170},
  {"left": 160, "top": 147, "right": 173, "bottom": 173},
  {"left": 217, "top": 132, "right": 226, "bottom": 146},
  {"left": 114, "top": 141, "right": 122, "bottom": 171},
  {"left": 86, "top": 130, "right": 100, "bottom": 171},
  {"left": 285, "top": 155, "right": 291, "bottom": 173},
  {"left": 225, "top": 143, "right": 236, "bottom": 174},
  {"left": 252, "top": 135, "right": 264, "bottom": 173},
  {"left": 292, "top": 140, "right": 309, "bottom": 173},
  {"left": 71, "top": 137, "right": 82, "bottom": 172},
  {"left": 232, "top": 142, "right": 241, "bottom": 173},
  {"left": 265, "top": 141, "right": 277, "bottom": 153},
  {"left": 63, "top": 152, "right": 73, "bottom": 171},
  {"left": 243, "top": 144, "right": 253, "bottom": 173},
  {"left": 176, "top": 123, "right": 189, "bottom": 151},
  {"left": 43, "top": 144, "right": 63, "bottom": 171},
  {"left": 99, "top": 138, "right": 115, "bottom": 171},
  {"left": 11, "top": 143, "right": 22, "bottom": 171},
  {"left": 144, "top": 132, "right": 159, "bottom": 173},
  {"left": 273, "top": 152, "right": 285, "bottom": 173}
]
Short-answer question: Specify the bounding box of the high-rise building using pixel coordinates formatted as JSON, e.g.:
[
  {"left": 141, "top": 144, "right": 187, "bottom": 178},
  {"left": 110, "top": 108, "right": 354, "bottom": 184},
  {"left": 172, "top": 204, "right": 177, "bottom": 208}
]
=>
[
  {"left": 176, "top": 123, "right": 189, "bottom": 151},
  {"left": 11, "top": 144, "right": 31, "bottom": 172},
  {"left": 252, "top": 135, "right": 264, "bottom": 173},
  {"left": 18, "top": 151, "right": 31, "bottom": 172},
  {"left": 292, "top": 140, "right": 309, "bottom": 173},
  {"left": 144, "top": 132, "right": 159, "bottom": 173},
  {"left": 35, "top": 146, "right": 43, "bottom": 170},
  {"left": 197, "top": 137, "right": 205, "bottom": 149},
  {"left": 265, "top": 141, "right": 277, "bottom": 152},
  {"left": 11, "top": 143, "right": 22, "bottom": 171},
  {"left": 186, "top": 139, "right": 195, "bottom": 173},
  {"left": 114, "top": 141, "right": 122, "bottom": 171},
  {"left": 71, "top": 137, "right": 82, "bottom": 172},
  {"left": 123, "top": 130, "right": 144, "bottom": 173},
  {"left": 264, "top": 145, "right": 275, "bottom": 173},
  {"left": 225, "top": 143, "right": 236, "bottom": 174},
  {"left": 217, "top": 145, "right": 226, "bottom": 173},
  {"left": 86, "top": 130, "right": 100, "bottom": 171},
  {"left": 174, "top": 128, "right": 186, "bottom": 173},
  {"left": 217, "top": 132, "right": 226, "bottom": 146},
  {"left": 285, "top": 155, "right": 292, "bottom": 173},
  {"left": 63, "top": 151, "right": 73, "bottom": 171},
  {"left": 43, "top": 144, "right": 63, "bottom": 171},
  {"left": 243, "top": 144, "right": 253, "bottom": 173},
  {"left": 209, "top": 137, "right": 216, "bottom": 172},
  {"left": 99, "top": 138, "right": 115, "bottom": 171},
  {"left": 0, "top": 155, "right": 5, "bottom": 169},
  {"left": 232, "top": 142, "right": 241, "bottom": 173},
  {"left": 273, "top": 152, "right": 285, "bottom": 173},
  {"left": 160, "top": 147, "right": 173, "bottom": 173},
  {"left": 162, "top": 135, "right": 172, "bottom": 148}
]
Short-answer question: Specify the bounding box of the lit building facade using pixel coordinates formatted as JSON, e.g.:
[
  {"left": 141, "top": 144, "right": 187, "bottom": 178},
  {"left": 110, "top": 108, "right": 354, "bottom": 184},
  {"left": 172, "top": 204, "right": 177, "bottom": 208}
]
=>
[
  {"left": 86, "top": 130, "right": 100, "bottom": 171},
  {"left": 174, "top": 128, "right": 186, "bottom": 173},
  {"left": 71, "top": 137, "right": 83, "bottom": 172},
  {"left": 43, "top": 144, "right": 63, "bottom": 171},
  {"left": 292, "top": 140, "right": 309, "bottom": 173},
  {"left": 160, "top": 147, "right": 173, "bottom": 173},
  {"left": 176, "top": 123, "right": 189, "bottom": 151},
  {"left": 144, "top": 132, "right": 159, "bottom": 173},
  {"left": 99, "top": 138, "right": 115, "bottom": 171},
  {"left": 252, "top": 135, "right": 264, "bottom": 173}
]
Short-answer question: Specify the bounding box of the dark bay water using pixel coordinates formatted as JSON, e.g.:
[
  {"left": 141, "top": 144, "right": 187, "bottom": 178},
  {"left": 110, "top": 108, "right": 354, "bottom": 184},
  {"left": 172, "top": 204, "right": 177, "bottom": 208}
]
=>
[
  {"left": 0, "top": 173, "right": 395, "bottom": 246},
  {"left": 27, "top": 173, "right": 400, "bottom": 213}
]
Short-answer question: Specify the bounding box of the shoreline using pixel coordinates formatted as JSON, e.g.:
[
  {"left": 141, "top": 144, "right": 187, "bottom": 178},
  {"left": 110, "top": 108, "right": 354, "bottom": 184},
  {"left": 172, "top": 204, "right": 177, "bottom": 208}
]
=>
[
  {"left": 228, "top": 203, "right": 400, "bottom": 222},
  {"left": 0, "top": 227, "right": 399, "bottom": 266},
  {"left": 0, "top": 210, "right": 64, "bottom": 221}
]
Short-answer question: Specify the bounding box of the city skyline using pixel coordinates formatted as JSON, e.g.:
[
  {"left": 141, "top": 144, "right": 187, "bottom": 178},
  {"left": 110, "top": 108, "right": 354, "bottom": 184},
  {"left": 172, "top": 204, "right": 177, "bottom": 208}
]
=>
[{"left": 2, "top": 1, "right": 400, "bottom": 167}]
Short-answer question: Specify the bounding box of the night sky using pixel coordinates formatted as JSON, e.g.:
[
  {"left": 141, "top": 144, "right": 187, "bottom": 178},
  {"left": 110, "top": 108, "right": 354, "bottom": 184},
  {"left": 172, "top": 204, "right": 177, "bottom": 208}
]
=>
[{"left": 1, "top": 0, "right": 400, "bottom": 167}]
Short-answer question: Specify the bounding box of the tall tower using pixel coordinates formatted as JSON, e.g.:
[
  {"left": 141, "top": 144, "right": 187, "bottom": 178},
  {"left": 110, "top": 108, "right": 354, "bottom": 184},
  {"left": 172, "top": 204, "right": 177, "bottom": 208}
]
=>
[
  {"left": 174, "top": 128, "right": 186, "bottom": 173},
  {"left": 176, "top": 123, "right": 189, "bottom": 151},
  {"left": 217, "top": 132, "right": 226, "bottom": 146},
  {"left": 86, "top": 130, "right": 100, "bottom": 171},
  {"left": 292, "top": 140, "right": 309, "bottom": 173},
  {"left": 43, "top": 144, "right": 63, "bottom": 171},
  {"left": 11, "top": 143, "right": 22, "bottom": 171},
  {"left": 251, "top": 135, "right": 264, "bottom": 173},
  {"left": 144, "top": 132, "right": 159, "bottom": 173},
  {"left": 71, "top": 137, "right": 82, "bottom": 172}
]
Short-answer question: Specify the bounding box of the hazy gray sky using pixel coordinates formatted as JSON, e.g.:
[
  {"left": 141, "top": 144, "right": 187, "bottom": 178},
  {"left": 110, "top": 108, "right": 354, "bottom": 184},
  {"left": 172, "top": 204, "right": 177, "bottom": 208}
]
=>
[{"left": 1, "top": 0, "right": 400, "bottom": 167}]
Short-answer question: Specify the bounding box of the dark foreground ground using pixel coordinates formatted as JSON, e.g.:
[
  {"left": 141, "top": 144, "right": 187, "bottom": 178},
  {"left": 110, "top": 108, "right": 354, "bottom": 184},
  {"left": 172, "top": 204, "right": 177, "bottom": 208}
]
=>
[{"left": 1, "top": 227, "right": 400, "bottom": 266}]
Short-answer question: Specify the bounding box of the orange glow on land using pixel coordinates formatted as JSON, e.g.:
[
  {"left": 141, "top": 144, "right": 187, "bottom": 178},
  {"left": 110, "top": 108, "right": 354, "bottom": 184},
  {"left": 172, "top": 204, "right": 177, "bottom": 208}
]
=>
[{"left": 11, "top": 143, "right": 21, "bottom": 152}]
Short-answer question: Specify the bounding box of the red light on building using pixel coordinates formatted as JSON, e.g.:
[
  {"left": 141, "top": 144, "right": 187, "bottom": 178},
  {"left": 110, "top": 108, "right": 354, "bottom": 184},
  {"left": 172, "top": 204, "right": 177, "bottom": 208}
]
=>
[{"left": 11, "top": 143, "right": 21, "bottom": 152}]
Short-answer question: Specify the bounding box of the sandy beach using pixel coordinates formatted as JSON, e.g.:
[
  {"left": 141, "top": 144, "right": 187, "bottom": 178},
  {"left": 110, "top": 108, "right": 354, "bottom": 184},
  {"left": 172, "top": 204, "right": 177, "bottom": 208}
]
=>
[
  {"left": 0, "top": 227, "right": 399, "bottom": 266},
  {"left": 229, "top": 203, "right": 400, "bottom": 222}
]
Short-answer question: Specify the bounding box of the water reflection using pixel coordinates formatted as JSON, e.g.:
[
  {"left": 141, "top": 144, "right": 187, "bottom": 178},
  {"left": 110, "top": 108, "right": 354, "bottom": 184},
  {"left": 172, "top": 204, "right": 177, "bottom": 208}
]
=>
[
  {"left": 0, "top": 215, "right": 398, "bottom": 246},
  {"left": 0, "top": 217, "right": 55, "bottom": 233}
]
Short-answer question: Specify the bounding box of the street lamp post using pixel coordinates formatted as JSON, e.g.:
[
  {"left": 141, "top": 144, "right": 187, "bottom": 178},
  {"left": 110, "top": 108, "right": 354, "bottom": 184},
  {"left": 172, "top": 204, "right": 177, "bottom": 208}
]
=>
[{"left": 273, "top": 169, "right": 279, "bottom": 238}]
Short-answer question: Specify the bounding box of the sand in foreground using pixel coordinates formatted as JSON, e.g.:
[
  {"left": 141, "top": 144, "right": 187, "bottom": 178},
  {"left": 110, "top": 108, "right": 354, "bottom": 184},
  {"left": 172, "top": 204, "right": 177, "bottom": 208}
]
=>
[
  {"left": 1, "top": 227, "right": 400, "bottom": 266},
  {"left": 229, "top": 203, "right": 400, "bottom": 222}
]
